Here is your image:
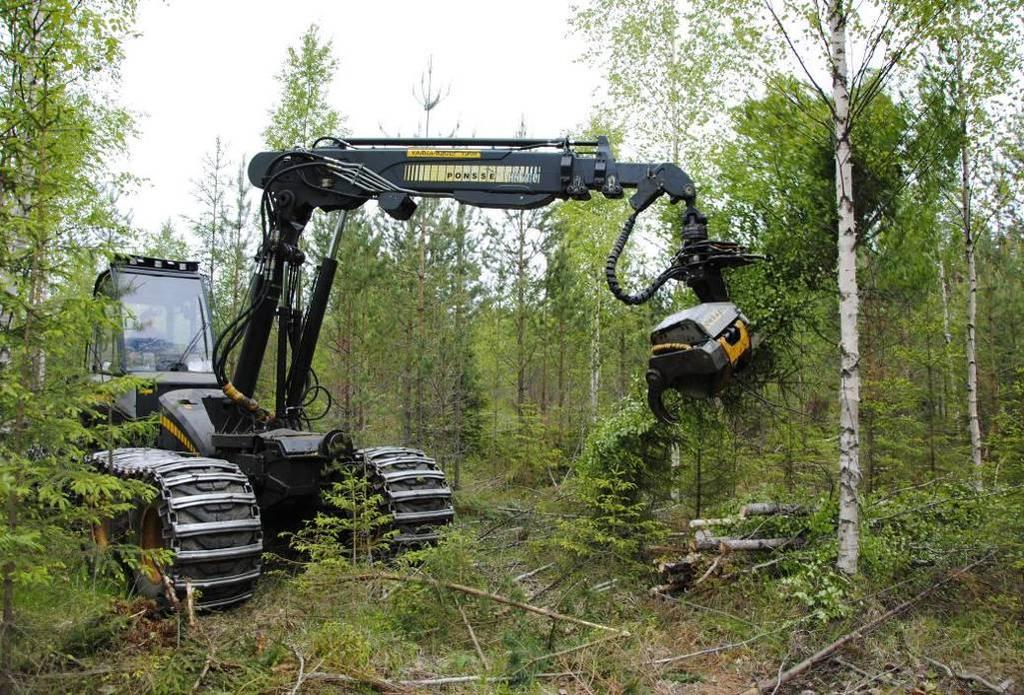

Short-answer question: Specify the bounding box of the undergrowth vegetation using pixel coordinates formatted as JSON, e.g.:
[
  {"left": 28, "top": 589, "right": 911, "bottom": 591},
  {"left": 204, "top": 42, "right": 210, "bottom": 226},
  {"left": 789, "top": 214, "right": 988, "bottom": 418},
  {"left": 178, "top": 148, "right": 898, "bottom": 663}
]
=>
[{"left": 9, "top": 399, "right": 1023, "bottom": 693}]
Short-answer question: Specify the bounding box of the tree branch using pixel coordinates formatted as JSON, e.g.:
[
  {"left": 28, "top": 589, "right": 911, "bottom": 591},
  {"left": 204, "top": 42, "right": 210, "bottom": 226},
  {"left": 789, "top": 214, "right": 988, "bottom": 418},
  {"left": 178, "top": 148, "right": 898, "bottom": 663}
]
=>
[
  {"left": 339, "top": 572, "right": 629, "bottom": 635},
  {"left": 762, "top": 0, "right": 836, "bottom": 116},
  {"left": 739, "top": 554, "right": 992, "bottom": 693}
]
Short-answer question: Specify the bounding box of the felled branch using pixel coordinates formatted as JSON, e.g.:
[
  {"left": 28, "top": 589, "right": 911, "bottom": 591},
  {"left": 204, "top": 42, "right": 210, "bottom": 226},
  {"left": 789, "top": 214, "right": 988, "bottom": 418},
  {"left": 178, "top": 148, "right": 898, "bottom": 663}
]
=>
[
  {"left": 305, "top": 671, "right": 575, "bottom": 689},
  {"left": 921, "top": 654, "right": 1013, "bottom": 694},
  {"left": 339, "top": 572, "right": 629, "bottom": 636},
  {"left": 514, "top": 563, "right": 553, "bottom": 583}
]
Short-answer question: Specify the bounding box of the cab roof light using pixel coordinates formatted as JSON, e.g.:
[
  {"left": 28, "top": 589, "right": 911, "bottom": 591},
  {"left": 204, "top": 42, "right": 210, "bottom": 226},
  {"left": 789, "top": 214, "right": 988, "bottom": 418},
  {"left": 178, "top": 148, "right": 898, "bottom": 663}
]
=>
[{"left": 114, "top": 254, "right": 199, "bottom": 272}]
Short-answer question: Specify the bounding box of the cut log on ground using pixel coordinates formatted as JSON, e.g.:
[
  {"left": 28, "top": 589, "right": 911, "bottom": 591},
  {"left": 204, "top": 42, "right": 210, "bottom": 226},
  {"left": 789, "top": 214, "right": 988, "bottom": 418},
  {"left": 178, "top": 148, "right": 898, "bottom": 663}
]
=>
[
  {"left": 691, "top": 537, "right": 804, "bottom": 552},
  {"left": 740, "top": 502, "right": 807, "bottom": 518},
  {"left": 688, "top": 517, "right": 736, "bottom": 529},
  {"left": 651, "top": 553, "right": 702, "bottom": 594},
  {"left": 658, "top": 553, "right": 702, "bottom": 576}
]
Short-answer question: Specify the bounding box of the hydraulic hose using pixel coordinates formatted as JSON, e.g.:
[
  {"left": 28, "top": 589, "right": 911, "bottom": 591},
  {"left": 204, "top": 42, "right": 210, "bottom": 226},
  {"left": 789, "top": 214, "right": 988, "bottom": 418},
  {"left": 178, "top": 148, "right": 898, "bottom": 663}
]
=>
[{"left": 605, "top": 209, "right": 677, "bottom": 306}]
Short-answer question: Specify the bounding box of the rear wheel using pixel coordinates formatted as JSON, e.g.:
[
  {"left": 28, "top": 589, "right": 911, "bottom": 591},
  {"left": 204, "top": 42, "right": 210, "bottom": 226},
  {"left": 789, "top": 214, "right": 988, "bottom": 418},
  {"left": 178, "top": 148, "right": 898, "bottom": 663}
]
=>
[{"left": 134, "top": 503, "right": 166, "bottom": 599}]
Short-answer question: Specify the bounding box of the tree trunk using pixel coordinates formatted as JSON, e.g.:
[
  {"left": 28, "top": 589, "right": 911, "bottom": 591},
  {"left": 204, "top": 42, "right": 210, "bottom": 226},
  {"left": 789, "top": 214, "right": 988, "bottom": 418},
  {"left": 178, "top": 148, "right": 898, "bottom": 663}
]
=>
[
  {"left": 589, "top": 289, "right": 601, "bottom": 421},
  {"left": 515, "top": 211, "right": 527, "bottom": 420},
  {"left": 692, "top": 537, "right": 803, "bottom": 552},
  {"left": 557, "top": 313, "right": 566, "bottom": 432},
  {"left": 956, "top": 34, "right": 983, "bottom": 481},
  {"left": 740, "top": 502, "right": 807, "bottom": 518},
  {"left": 830, "top": 0, "right": 861, "bottom": 575}
]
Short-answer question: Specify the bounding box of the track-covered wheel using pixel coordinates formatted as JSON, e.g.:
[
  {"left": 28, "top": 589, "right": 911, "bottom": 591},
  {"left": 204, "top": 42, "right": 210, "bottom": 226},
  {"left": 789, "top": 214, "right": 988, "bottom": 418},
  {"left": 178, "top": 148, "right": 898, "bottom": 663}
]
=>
[
  {"left": 358, "top": 447, "right": 454, "bottom": 547},
  {"left": 94, "top": 448, "right": 263, "bottom": 609}
]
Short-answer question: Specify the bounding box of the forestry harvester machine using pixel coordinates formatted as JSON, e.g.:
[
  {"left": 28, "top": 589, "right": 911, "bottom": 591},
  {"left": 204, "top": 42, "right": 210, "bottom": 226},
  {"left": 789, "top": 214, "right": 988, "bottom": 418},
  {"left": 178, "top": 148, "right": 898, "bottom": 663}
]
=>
[{"left": 90, "top": 136, "right": 759, "bottom": 608}]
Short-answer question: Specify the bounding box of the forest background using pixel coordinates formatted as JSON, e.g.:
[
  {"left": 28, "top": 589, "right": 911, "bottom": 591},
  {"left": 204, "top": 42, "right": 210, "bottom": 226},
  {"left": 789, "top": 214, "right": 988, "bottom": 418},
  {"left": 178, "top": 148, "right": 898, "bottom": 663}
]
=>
[{"left": 2, "top": 0, "right": 1024, "bottom": 691}]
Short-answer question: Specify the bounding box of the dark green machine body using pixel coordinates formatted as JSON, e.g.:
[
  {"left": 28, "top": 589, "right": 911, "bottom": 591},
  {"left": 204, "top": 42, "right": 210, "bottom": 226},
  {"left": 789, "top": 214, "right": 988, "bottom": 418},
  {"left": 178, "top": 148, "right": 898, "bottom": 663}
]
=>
[
  {"left": 91, "top": 257, "right": 453, "bottom": 608},
  {"left": 91, "top": 136, "right": 758, "bottom": 609}
]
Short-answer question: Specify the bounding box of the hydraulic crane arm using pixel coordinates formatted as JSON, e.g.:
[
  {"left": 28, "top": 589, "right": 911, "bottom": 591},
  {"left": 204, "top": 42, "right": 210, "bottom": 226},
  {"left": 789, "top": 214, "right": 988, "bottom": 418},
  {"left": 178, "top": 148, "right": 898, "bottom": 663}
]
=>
[
  {"left": 220, "top": 137, "right": 758, "bottom": 426},
  {"left": 245, "top": 136, "right": 698, "bottom": 222}
]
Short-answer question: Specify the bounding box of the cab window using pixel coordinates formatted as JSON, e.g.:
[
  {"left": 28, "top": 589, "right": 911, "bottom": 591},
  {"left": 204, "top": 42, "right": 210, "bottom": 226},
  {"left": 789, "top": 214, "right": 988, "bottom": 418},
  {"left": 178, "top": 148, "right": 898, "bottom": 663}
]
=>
[{"left": 113, "top": 271, "right": 213, "bottom": 373}]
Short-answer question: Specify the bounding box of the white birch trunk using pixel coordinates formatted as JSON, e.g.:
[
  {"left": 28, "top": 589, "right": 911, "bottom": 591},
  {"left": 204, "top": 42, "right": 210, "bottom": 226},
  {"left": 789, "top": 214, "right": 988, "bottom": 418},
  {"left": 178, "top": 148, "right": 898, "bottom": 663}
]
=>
[
  {"left": 955, "top": 35, "right": 984, "bottom": 481},
  {"left": 830, "top": 0, "right": 861, "bottom": 575},
  {"left": 589, "top": 288, "right": 601, "bottom": 421},
  {"left": 964, "top": 185, "right": 983, "bottom": 477}
]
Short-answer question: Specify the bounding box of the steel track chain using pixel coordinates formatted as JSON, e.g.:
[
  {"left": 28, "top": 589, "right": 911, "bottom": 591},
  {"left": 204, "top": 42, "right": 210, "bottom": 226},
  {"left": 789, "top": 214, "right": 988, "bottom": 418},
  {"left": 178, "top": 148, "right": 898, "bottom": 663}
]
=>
[
  {"left": 358, "top": 447, "right": 455, "bottom": 546},
  {"left": 93, "top": 448, "right": 263, "bottom": 609}
]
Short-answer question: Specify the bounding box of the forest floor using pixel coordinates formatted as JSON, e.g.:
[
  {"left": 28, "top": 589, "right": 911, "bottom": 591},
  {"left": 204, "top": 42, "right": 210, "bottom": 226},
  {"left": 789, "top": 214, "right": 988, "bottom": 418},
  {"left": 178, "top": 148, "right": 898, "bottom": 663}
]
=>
[{"left": 12, "top": 474, "right": 1024, "bottom": 694}]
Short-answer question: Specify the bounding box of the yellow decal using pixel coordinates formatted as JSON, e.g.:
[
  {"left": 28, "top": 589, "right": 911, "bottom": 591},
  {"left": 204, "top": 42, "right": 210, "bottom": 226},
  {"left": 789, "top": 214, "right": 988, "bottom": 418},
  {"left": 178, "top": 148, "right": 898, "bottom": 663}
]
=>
[
  {"left": 161, "top": 414, "right": 198, "bottom": 454},
  {"left": 717, "top": 320, "right": 751, "bottom": 366},
  {"left": 407, "top": 149, "right": 481, "bottom": 159},
  {"left": 404, "top": 163, "right": 541, "bottom": 184}
]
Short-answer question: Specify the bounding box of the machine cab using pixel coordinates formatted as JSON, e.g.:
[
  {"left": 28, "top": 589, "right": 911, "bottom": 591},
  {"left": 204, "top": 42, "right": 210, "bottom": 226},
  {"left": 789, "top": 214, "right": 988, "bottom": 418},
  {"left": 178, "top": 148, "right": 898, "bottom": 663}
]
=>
[{"left": 90, "top": 256, "right": 218, "bottom": 418}]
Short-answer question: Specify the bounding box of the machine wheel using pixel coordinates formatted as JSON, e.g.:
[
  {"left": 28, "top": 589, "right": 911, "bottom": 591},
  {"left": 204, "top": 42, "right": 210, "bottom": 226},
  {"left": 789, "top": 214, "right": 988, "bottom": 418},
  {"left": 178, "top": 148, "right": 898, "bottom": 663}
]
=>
[
  {"left": 95, "top": 448, "right": 263, "bottom": 609},
  {"left": 359, "top": 447, "right": 455, "bottom": 547}
]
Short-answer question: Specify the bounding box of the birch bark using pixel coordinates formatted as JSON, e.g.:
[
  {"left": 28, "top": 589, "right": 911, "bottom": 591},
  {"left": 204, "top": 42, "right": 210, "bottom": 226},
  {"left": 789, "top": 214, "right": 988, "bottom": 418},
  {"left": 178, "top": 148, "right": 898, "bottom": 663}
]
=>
[
  {"left": 955, "top": 33, "right": 984, "bottom": 480},
  {"left": 830, "top": 0, "right": 862, "bottom": 575}
]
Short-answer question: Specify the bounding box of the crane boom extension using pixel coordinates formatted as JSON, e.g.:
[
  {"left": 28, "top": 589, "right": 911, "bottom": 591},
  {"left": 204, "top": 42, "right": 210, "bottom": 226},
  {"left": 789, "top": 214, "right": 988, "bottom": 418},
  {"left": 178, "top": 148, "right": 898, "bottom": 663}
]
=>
[
  {"left": 225, "top": 136, "right": 757, "bottom": 426},
  {"left": 245, "top": 137, "right": 697, "bottom": 221}
]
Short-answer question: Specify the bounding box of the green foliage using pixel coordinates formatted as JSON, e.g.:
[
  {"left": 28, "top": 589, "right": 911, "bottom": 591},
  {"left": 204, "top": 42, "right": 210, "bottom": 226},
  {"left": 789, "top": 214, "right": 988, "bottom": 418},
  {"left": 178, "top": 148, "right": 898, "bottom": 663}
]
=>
[
  {"left": 0, "top": 0, "right": 156, "bottom": 670},
  {"left": 989, "top": 369, "right": 1024, "bottom": 484},
  {"left": 487, "top": 405, "right": 566, "bottom": 486},
  {"left": 862, "top": 479, "right": 1024, "bottom": 577},
  {"left": 142, "top": 219, "right": 192, "bottom": 261},
  {"left": 553, "top": 393, "right": 671, "bottom": 568},
  {"left": 780, "top": 548, "right": 854, "bottom": 623},
  {"left": 308, "top": 620, "right": 373, "bottom": 671},
  {"left": 263, "top": 23, "right": 344, "bottom": 149},
  {"left": 290, "top": 465, "right": 396, "bottom": 567}
]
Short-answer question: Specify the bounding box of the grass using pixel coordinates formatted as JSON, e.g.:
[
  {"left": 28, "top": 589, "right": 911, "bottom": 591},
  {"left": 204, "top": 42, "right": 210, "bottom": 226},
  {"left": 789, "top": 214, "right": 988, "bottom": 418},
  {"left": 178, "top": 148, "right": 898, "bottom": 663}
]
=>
[{"left": 8, "top": 471, "right": 1024, "bottom": 694}]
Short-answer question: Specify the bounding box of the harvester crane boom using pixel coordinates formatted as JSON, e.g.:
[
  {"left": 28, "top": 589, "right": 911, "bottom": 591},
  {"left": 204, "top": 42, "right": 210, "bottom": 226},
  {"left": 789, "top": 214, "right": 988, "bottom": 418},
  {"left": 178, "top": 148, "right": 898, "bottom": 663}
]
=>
[{"left": 222, "top": 136, "right": 758, "bottom": 426}]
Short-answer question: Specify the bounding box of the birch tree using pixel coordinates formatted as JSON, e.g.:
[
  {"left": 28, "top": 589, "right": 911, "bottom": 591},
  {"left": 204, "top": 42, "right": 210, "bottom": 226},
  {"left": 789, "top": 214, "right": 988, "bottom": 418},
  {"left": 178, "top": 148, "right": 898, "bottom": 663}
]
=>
[
  {"left": 263, "top": 24, "right": 343, "bottom": 150},
  {"left": 938, "top": 2, "right": 1021, "bottom": 481},
  {"left": 827, "top": 0, "right": 860, "bottom": 574},
  {"left": 755, "top": 0, "right": 947, "bottom": 573}
]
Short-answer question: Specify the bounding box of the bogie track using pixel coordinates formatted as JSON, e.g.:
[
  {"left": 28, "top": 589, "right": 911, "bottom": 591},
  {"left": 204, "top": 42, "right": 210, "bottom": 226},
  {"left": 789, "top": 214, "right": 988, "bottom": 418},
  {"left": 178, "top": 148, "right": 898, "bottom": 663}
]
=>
[
  {"left": 96, "top": 448, "right": 263, "bottom": 609},
  {"left": 94, "top": 446, "right": 453, "bottom": 609},
  {"left": 359, "top": 447, "right": 454, "bottom": 547}
]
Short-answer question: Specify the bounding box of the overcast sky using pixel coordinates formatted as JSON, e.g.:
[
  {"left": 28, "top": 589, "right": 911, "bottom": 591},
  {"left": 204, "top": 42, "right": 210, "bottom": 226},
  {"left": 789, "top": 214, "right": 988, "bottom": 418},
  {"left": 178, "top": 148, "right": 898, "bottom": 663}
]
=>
[{"left": 119, "top": 0, "right": 600, "bottom": 234}]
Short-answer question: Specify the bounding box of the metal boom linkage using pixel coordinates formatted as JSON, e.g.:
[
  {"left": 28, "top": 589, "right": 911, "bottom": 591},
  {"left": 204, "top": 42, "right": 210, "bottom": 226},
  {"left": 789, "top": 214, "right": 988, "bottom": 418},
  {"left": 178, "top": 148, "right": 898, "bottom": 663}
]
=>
[{"left": 220, "top": 136, "right": 759, "bottom": 426}]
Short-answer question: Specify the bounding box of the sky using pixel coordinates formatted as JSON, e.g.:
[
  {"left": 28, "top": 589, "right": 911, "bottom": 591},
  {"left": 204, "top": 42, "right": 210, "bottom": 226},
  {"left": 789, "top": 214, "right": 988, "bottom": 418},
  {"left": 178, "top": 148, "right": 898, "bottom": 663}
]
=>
[{"left": 118, "top": 0, "right": 601, "bottom": 234}]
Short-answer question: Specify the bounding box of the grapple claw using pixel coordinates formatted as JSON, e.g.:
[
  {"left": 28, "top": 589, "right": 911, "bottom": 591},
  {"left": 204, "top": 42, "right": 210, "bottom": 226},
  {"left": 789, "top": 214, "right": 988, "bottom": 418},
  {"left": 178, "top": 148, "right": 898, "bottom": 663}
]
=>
[{"left": 646, "top": 368, "right": 678, "bottom": 424}]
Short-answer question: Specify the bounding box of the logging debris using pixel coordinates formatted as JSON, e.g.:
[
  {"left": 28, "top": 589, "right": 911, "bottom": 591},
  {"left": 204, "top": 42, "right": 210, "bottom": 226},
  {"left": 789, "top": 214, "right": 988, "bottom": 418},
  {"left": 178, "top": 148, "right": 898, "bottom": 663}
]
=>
[{"left": 652, "top": 501, "right": 807, "bottom": 595}]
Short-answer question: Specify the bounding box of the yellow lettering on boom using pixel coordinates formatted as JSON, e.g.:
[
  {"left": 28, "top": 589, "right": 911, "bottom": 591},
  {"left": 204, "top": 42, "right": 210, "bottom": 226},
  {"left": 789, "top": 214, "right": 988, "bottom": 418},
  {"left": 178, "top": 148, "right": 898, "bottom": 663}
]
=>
[{"left": 407, "top": 149, "right": 482, "bottom": 159}]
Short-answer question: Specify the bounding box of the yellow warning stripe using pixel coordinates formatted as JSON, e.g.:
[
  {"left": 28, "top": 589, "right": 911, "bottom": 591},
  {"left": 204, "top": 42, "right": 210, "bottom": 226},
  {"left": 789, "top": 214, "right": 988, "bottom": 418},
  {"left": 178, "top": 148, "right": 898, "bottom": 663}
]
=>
[{"left": 161, "top": 414, "right": 198, "bottom": 454}]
